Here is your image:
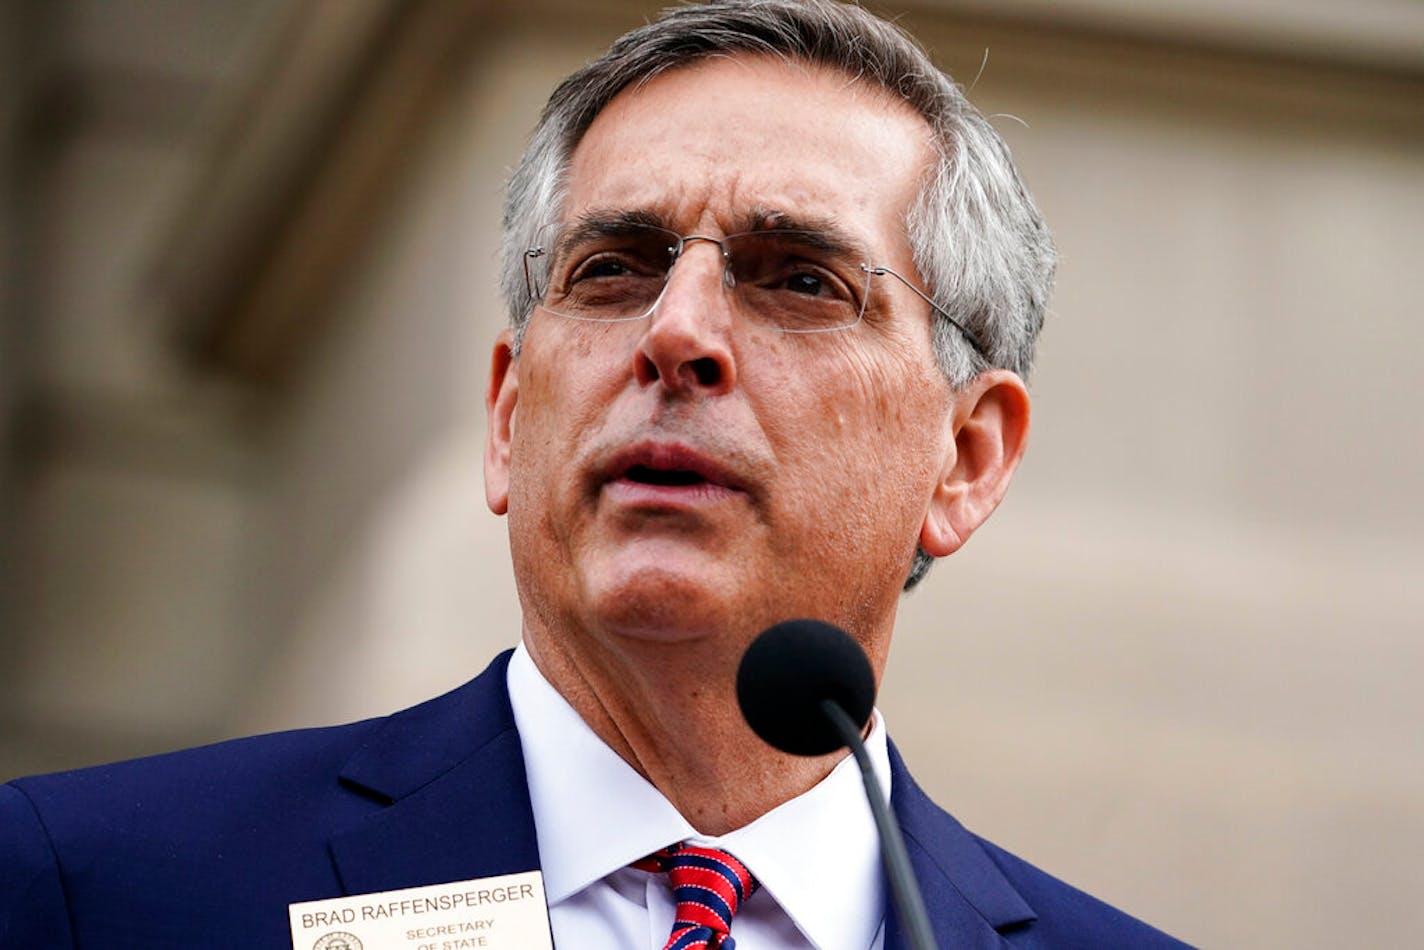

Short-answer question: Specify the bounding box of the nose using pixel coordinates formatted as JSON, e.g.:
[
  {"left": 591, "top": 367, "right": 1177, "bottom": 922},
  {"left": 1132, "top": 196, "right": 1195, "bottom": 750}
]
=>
[{"left": 633, "top": 240, "right": 737, "bottom": 395}]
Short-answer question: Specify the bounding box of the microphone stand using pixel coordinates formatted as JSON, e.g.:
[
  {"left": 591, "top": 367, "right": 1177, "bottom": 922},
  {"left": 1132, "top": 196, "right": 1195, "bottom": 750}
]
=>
[{"left": 822, "top": 700, "right": 937, "bottom": 950}]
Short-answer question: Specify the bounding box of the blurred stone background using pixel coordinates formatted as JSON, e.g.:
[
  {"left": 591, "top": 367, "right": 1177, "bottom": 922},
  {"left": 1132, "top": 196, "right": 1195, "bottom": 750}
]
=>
[{"left": 2, "top": 1, "right": 1421, "bottom": 946}]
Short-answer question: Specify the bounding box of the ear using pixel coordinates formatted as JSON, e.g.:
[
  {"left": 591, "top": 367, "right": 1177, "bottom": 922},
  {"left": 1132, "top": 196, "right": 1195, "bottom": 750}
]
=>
[
  {"left": 920, "top": 369, "right": 1031, "bottom": 557},
  {"left": 484, "top": 329, "right": 519, "bottom": 516}
]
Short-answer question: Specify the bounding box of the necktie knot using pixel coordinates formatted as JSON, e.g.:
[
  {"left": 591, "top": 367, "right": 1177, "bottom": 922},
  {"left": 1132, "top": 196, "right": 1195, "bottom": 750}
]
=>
[{"left": 633, "top": 842, "right": 759, "bottom": 950}]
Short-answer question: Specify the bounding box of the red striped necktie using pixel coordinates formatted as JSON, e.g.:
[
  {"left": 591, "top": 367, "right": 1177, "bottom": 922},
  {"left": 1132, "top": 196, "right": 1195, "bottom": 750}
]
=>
[{"left": 632, "top": 842, "right": 760, "bottom": 950}]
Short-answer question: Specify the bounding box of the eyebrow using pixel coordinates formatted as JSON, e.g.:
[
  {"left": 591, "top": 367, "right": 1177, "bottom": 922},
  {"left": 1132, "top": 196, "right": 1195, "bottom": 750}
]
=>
[
  {"left": 742, "top": 206, "right": 845, "bottom": 238},
  {"left": 555, "top": 209, "right": 669, "bottom": 254},
  {"left": 561, "top": 207, "right": 873, "bottom": 261},
  {"left": 536, "top": 211, "right": 657, "bottom": 273},
  {"left": 743, "top": 207, "right": 870, "bottom": 261}
]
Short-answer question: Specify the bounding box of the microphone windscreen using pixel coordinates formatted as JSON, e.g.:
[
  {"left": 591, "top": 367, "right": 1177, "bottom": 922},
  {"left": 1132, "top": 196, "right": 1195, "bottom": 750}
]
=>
[{"left": 736, "top": 619, "right": 876, "bottom": 756}]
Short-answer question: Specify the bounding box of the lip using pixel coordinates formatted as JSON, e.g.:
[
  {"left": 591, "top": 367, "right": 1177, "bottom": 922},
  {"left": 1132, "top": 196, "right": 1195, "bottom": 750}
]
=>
[{"left": 595, "top": 441, "right": 749, "bottom": 507}]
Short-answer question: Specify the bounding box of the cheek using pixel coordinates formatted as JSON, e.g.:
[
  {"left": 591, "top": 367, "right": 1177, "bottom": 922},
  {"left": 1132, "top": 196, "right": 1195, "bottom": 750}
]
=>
[
  {"left": 505, "top": 353, "right": 592, "bottom": 517},
  {"left": 829, "top": 335, "right": 944, "bottom": 449},
  {"left": 760, "top": 343, "right": 945, "bottom": 535},
  {"left": 506, "top": 324, "right": 643, "bottom": 533},
  {"left": 515, "top": 326, "right": 625, "bottom": 446},
  {"left": 828, "top": 351, "right": 951, "bottom": 521}
]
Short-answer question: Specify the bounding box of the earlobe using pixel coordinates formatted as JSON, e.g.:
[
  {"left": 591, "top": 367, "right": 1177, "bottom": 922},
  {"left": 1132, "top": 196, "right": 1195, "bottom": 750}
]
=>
[
  {"left": 920, "top": 370, "right": 1031, "bottom": 557},
  {"left": 484, "top": 330, "right": 519, "bottom": 516}
]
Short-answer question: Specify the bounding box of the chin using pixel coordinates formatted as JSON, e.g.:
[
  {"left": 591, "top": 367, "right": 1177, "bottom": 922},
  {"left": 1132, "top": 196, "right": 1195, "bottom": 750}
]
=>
[{"left": 585, "top": 560, "right": 742, "bottom": 644}]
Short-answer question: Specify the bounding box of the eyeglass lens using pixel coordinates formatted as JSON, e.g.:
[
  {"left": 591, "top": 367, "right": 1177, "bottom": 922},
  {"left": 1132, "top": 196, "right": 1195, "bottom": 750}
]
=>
[{"left": 526, "top": 224, "right": 871, "bottom": 333}]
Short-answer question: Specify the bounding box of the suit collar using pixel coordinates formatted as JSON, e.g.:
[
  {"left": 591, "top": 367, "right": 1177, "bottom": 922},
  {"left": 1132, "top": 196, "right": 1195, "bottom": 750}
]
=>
[
  {"left": 324, "top": 651, "right": 1039, "bottom": 945},
  {"left": 886, "top": 741, "right": 1037, "bottom": 949},
  {"left": 329, "top": 650, "right": 541, "bottom": 895}
]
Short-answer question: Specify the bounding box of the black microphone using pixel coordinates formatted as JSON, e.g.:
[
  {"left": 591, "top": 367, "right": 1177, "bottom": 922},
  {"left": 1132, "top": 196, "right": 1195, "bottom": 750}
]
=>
[{"left": 737, "top": 619, "right": 937, "bottom": 950}]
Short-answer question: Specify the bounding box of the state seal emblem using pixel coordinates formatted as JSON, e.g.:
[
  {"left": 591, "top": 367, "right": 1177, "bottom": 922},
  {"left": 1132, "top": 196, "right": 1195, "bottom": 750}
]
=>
[{"left": 313, "top": 932, "right": 362, "bottom": 950}]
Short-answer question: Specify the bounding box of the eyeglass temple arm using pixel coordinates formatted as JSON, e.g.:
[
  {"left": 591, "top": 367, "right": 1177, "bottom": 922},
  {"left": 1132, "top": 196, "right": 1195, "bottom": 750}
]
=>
[{"left": 863, "top": 264, "right": 989, "bottom": 362}]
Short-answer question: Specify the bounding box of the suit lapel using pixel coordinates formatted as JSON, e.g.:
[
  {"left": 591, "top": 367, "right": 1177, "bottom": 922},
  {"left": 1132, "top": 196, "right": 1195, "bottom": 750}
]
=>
[
  {"left": 327, "top": 650, "right": 542, "bottom": 895},
  {"left": 884, "top": 742, "right": 1037, "bottom": 949},
  {"left": 319, "top": 655, "right": 1039, "bottom": 947}
]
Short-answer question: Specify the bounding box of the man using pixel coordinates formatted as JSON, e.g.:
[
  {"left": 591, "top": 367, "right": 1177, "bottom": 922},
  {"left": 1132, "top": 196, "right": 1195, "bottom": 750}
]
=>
[{"left": 2, "top": 2, "right": 1189, "bottom": 947}]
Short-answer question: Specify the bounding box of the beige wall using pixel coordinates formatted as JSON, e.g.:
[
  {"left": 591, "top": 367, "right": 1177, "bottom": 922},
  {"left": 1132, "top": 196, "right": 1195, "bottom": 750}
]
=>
[
  {"left": 5, "top": 2, "right": 1422, "bottom": 947},
  {"left": 2, "top": 0, "right": 283, "bottom": 768}
]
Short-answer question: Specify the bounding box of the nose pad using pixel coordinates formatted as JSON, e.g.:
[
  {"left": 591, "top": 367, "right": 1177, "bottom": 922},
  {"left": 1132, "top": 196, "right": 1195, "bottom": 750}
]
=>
[{"left": 672, "top": 234, "right": 736, "bottom": 293}]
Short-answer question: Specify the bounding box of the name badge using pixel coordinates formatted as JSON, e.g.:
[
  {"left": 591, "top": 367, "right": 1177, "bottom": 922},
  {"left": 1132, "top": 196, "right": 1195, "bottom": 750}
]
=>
[{"left": 288, "top": 870, "right": 553, "bottom": 950}]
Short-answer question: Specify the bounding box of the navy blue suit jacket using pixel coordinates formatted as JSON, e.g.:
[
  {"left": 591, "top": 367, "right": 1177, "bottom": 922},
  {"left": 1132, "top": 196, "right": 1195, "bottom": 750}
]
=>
[{"left": 2, "top": 651, "right": 1189, "bottom": 948}]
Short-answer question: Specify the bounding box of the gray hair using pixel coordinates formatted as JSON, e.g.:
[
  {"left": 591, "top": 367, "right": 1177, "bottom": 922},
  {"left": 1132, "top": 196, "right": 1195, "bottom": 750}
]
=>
[{"left": 500, "top": 0, "right": 1056, "bottom": 588}]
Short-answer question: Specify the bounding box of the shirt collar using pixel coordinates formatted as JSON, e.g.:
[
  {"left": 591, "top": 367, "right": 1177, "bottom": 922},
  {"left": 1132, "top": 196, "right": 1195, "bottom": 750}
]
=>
[{"left": 508, "top": 641, "right": 890, "bottom": 950}]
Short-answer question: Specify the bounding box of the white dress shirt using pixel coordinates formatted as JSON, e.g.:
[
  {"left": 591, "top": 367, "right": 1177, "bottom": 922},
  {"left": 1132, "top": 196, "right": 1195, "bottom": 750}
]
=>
[{"left": 507, "top": 642, "right": 891, "bottom": 950}]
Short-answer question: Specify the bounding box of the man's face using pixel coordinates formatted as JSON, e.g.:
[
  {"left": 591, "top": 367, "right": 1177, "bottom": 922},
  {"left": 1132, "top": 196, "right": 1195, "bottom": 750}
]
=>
[{"left": 488, "top": 56, "right": 962, "bottom": 669}]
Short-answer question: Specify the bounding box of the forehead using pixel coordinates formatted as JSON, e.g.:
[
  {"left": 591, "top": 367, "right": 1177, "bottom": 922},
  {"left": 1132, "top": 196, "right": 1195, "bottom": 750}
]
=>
[{"left": 563, "top": 55, "right": 934, "bottom": 254}]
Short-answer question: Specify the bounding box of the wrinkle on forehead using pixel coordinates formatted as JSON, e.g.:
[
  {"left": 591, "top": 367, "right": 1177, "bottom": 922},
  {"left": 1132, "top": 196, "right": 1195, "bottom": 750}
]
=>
[{"left": 561, "top": 54, "right": 934, "bottom": 267}]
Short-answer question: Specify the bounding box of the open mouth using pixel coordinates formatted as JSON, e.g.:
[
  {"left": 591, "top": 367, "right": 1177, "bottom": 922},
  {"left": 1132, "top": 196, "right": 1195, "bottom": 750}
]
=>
[
  {"left": 623, "top": 465, "right": 708, "bottom": 487},
  {"left": 597, "top": 443, "right": 745, "bottom": 504}
]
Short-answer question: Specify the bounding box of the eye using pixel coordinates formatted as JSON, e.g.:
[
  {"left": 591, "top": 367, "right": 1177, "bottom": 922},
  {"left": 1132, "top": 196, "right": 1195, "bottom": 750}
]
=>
[
  {"left": 783, "top": 270, "right": 828, "bottom": 297},
  {"left": 766, "top": 258, "right": 856, "bottom": 303},
  {"left": 728, "top": 232, "right": 860, "bottom": 305},
  {"left": 561, "top": 240, "right": 671, "bottom": 288},
  {"left": 571, "top": 255, "right": 636, "bottom": 282}
]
